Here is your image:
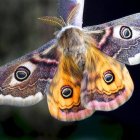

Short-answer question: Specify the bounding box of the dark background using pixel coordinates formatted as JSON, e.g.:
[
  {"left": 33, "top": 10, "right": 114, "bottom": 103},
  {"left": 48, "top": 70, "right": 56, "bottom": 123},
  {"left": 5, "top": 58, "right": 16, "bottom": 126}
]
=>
[{"left": 0, "top": 0, "right": 140, "bottom": 140}]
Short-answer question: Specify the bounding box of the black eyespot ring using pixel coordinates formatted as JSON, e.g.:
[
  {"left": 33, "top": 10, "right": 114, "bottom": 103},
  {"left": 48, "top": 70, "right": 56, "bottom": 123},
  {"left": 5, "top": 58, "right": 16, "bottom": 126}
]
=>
[
  {"left": 61, "top": 86, "right": 73, "bottom": 99},
  {"left": 14, "top": 66, "right": 30, "bottom": 81},
  {"left": 103, "top": 70, "right": 115, "bottom": 84},
  {"left": 120, "top": 26, "right": 132, "bottom": 39}
]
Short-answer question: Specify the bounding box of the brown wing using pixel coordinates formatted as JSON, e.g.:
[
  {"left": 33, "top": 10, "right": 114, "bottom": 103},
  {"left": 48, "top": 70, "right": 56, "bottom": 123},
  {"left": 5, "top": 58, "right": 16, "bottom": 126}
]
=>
[{"left": 0, "top": 40, "right": 60, "bottom": 106}]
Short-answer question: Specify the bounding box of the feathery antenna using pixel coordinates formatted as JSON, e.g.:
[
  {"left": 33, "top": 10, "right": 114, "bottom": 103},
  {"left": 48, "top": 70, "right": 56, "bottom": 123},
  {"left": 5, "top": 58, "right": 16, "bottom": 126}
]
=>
[
  {"left": 66, "top": 4, "right": 80, "bottom": 25},
  {"left": 38, "top": 16, "right": 66, "bottom": 28}
]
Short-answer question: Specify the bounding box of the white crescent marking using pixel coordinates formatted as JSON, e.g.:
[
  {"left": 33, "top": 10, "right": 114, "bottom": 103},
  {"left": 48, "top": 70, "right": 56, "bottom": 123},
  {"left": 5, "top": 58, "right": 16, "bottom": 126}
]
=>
[
  {"left": 0, "top": 92, "right": 43, "bottom": 106},
  {"left": 128, "top": 53, "right": 140, "bottom": 65}
]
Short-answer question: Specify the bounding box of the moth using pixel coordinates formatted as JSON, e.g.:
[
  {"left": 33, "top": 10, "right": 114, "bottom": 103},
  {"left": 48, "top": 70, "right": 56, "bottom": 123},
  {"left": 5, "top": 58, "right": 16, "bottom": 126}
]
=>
[{"left": 0, "top": 0, "right": 140, "bottom": 121}]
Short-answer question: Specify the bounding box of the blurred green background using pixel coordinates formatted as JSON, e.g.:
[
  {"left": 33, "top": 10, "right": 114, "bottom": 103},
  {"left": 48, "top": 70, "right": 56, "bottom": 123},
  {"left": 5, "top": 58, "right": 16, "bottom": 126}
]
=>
[{"left": 0, "top": 0, "right": 139, "bottom": 140}]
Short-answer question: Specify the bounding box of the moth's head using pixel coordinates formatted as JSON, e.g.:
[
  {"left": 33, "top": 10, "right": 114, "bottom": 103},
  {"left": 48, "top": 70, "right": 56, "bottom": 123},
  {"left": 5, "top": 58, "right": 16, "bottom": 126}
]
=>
[
  {"left": 38, "top": 3, "right": 83, "bottom": 46},
  {"left": 57, "top": 25, "right": 84, "bottom": 48},
  {"left": 57, "top": 25, "right": 82, "bottom": 38}
]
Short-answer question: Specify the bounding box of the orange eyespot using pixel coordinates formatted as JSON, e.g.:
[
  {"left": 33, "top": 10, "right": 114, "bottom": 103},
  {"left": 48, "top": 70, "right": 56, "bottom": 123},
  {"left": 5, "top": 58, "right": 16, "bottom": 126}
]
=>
[
  {"left": 103, "top": 70, "right": 115, "bottom": 84},
  {"left": 61, "top": 86, "right": 73, "bottom": 99}
]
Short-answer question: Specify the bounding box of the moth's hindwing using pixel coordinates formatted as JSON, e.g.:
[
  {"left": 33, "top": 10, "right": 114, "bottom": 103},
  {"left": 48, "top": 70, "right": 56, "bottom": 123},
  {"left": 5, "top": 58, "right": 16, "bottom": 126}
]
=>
[
  {"left": 47, "top": 55, "right": 94, "bottom": 121},
  {"left": 0, "top": 39, "right": 60, "bottom": 106},
  {"left": 81, "top": 41, "right": 134, "bottom": 111}
]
